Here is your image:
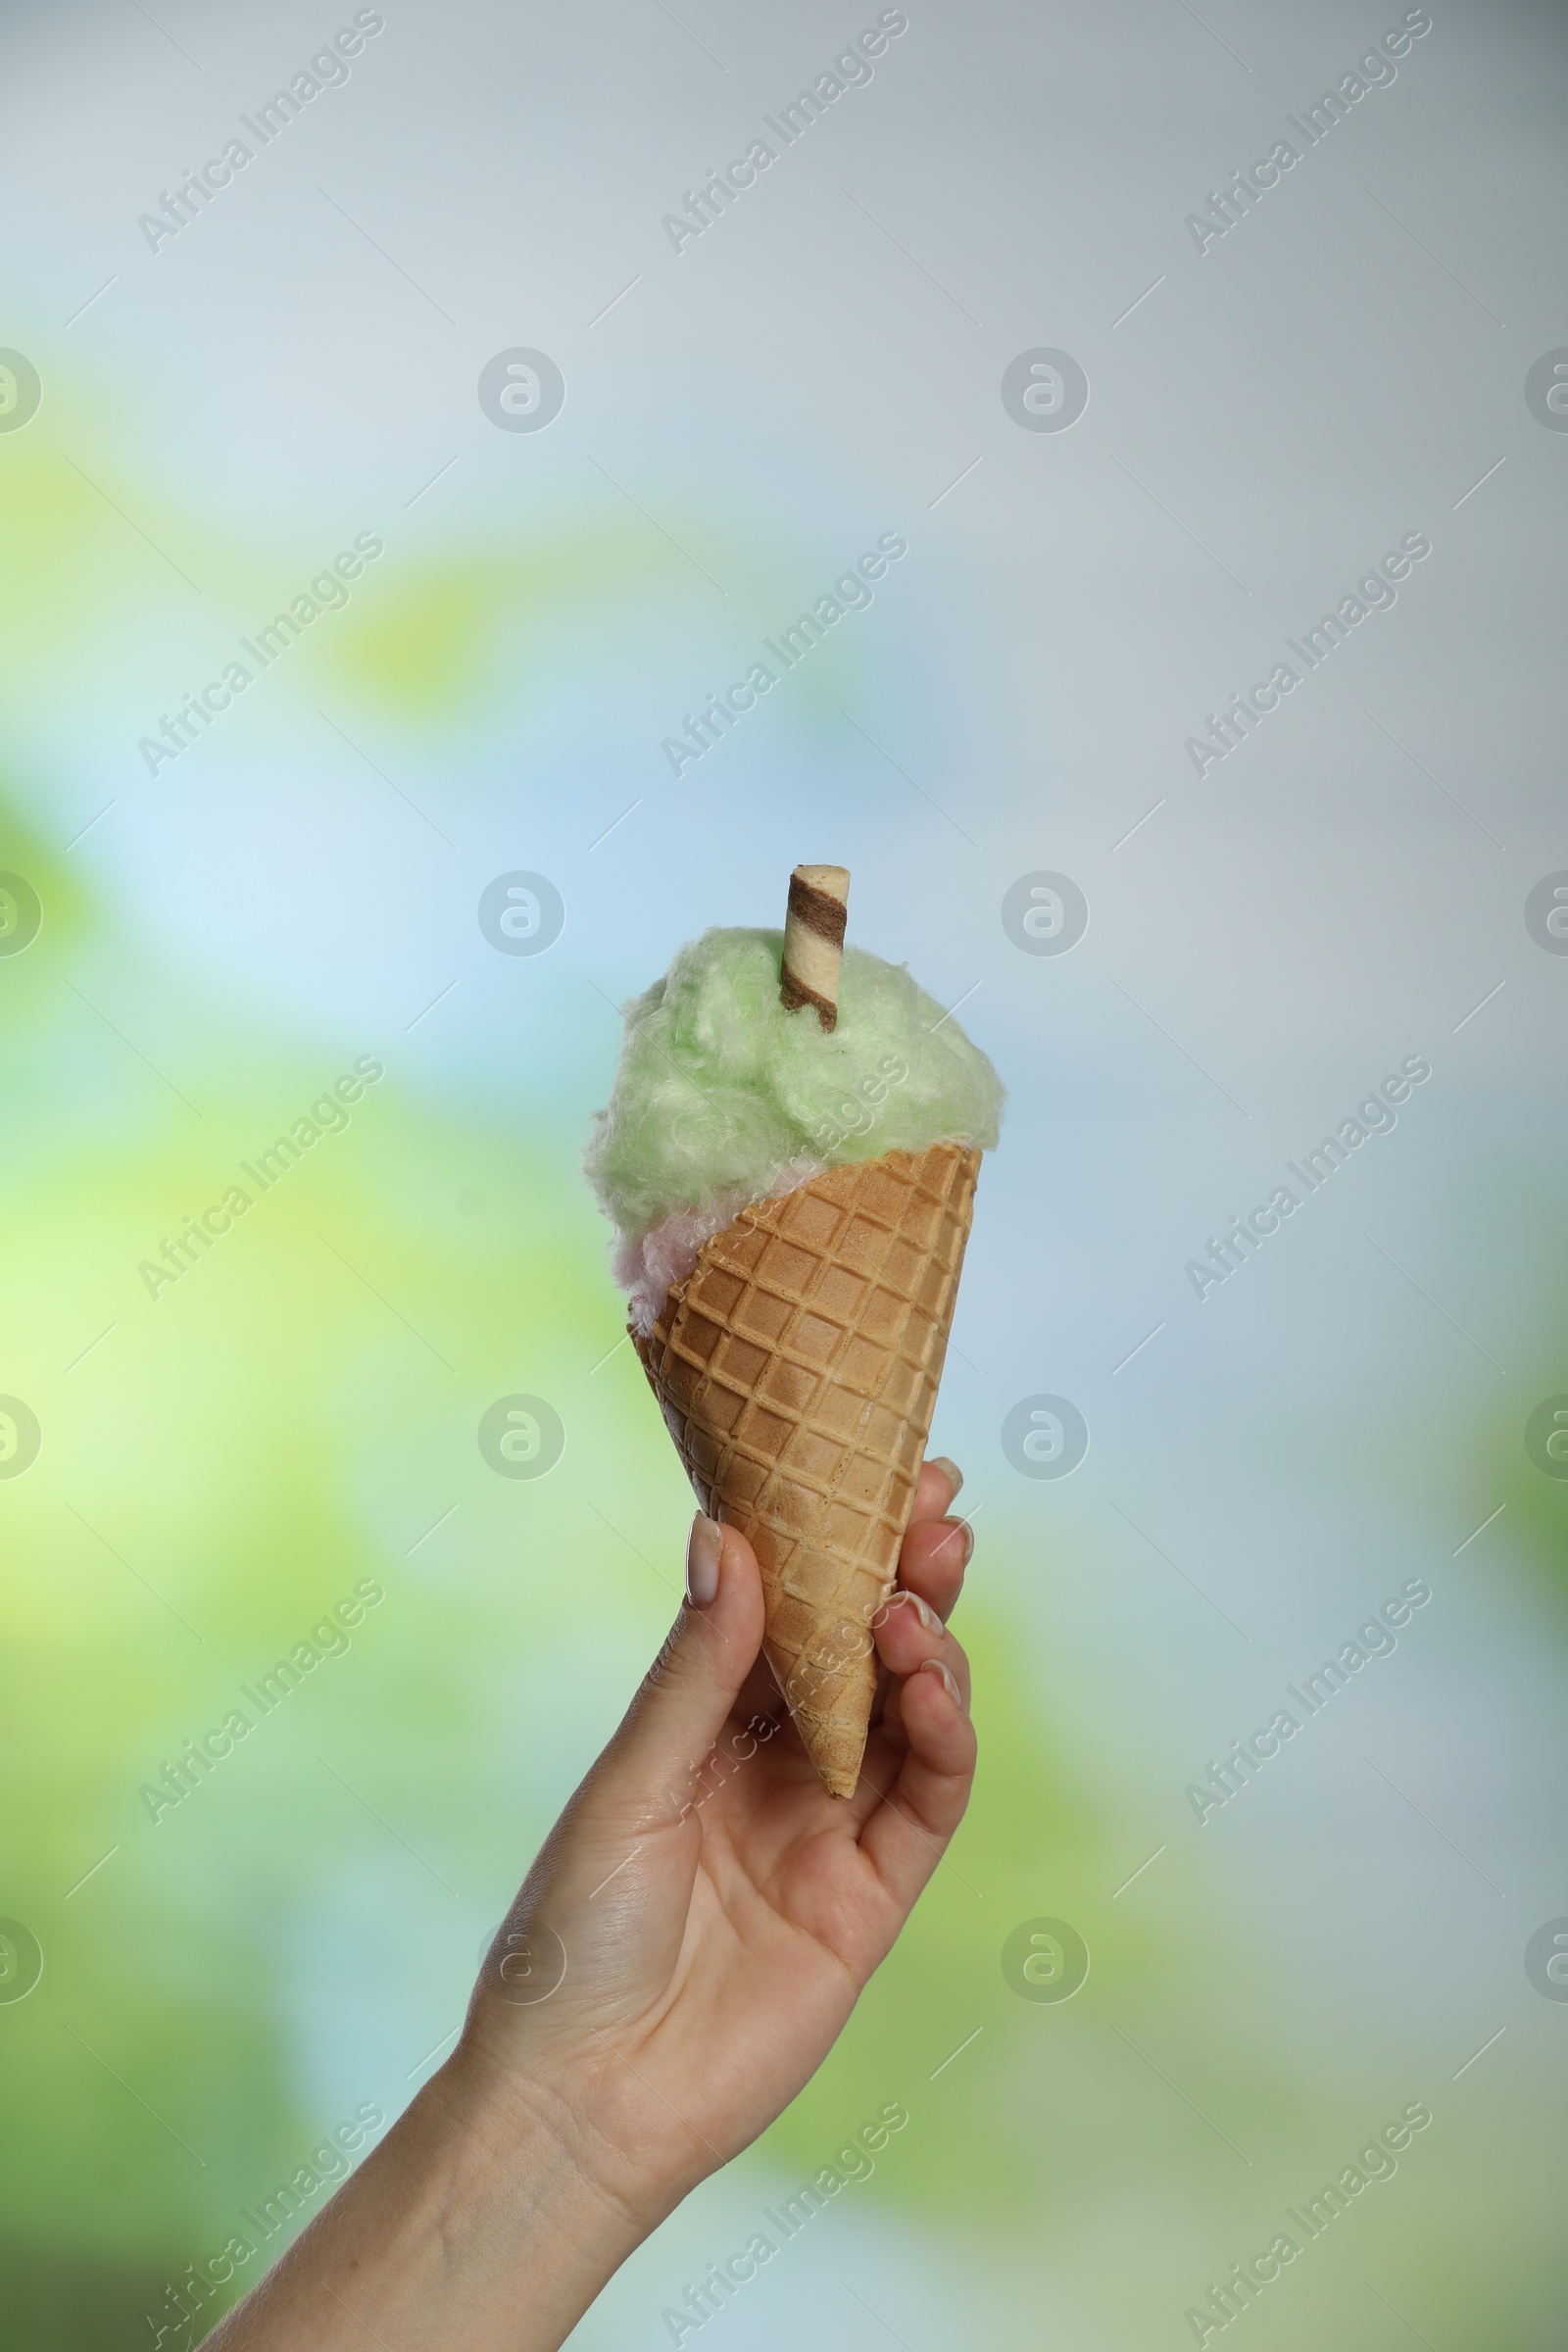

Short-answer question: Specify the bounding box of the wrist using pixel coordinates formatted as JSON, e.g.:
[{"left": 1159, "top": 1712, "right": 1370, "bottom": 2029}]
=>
[
  {"left": 407, "top": 2043, "right": 651, "bottom": 2345},
  {"left": 454, "top": 1975, "right": 714, "bottom": 2244},
  {"left": 209, "top": 2039, "right": 646, "bottom": 2352}
]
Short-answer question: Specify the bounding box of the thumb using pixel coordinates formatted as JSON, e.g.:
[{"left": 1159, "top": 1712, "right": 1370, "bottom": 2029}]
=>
[{"left": 588, "top": 1514, "right": 767, "bottom": 1824}]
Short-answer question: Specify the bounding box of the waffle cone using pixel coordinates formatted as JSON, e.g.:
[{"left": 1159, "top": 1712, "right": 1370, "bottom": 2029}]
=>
[{"left": 631, "top": 1140, "right": 980, "bottom": 1796}]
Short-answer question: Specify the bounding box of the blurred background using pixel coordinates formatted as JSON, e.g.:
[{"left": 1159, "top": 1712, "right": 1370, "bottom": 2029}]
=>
[{"left": 2, "top": 0, "right": 1565, "bottom": 2343}]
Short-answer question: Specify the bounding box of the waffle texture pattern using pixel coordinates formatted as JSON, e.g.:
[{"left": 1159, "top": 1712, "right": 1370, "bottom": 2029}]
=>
[{"left": 633, "top": 1140, "right": 980, "bottom": 1795}]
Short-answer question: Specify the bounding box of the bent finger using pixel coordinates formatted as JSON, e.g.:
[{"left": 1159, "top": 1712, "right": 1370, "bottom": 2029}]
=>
[
  {"left": 858, "top": 1659, "right": 976, "bottom": 1908},
  {"left": 908, "top": 1455, "right": 962, "bottom": 1528},
  {"left": 872, "top": 1589, "right": 972, "bottom": 1708},
  {"left": 896, "top": 1515, "right": 972, "bottom": 1624}
]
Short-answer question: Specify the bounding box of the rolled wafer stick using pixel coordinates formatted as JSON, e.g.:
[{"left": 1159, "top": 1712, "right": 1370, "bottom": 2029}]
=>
[{"left": 779, "top": 863, "right": 850, "bottom": 1031}]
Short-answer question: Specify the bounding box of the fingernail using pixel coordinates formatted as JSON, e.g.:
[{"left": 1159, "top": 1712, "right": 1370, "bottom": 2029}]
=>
[
  {"left": 938, "top": 1516, "right": 975, "bottom": 1567},
  {"left": 686, "top": 1513, "right": 722, "bottom": 1608},
  {"left": 881, "top": 1589, "right": 940, "bottom": 1634},
  {"left": 929, "top": 1455, "right": 963, "bottom": 1501},
  {"left": 918, "top": 1657, "right": 964, "bottom": 1711}
]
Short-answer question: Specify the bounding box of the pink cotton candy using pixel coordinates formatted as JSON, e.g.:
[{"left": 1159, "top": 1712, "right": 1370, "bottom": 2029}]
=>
[{"left": 616, "top": 1157, "right": 824, "bottom": 1337}]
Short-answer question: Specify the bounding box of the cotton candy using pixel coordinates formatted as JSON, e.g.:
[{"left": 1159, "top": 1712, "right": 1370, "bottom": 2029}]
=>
[{"left": 584, "top": 926, "right": 1004, "bottom": 1310}]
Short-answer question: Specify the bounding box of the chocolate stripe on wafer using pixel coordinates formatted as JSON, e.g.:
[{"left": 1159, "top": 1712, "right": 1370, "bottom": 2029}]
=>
[{"left": 780, "top": 863, "right": 849, "bottom": 1033}]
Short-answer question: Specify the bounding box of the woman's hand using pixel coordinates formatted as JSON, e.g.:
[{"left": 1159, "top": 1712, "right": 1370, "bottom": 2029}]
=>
[
  {"left": 207, "top": 1460, "right": 976, "bottom": 2351},
  {"left": 466, "top": 1454, "right": 976, "bottom": 2207}
]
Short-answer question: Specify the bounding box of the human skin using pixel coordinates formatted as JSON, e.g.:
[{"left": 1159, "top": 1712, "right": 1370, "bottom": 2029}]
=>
[{"left": 204, "top": 1459, "right": 978, "bottom": 2350}]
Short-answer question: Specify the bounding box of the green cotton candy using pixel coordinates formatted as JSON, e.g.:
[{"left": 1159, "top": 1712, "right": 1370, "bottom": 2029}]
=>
[{"left": 584, "top": 926, "right": 1004, "bottom": 1245}]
